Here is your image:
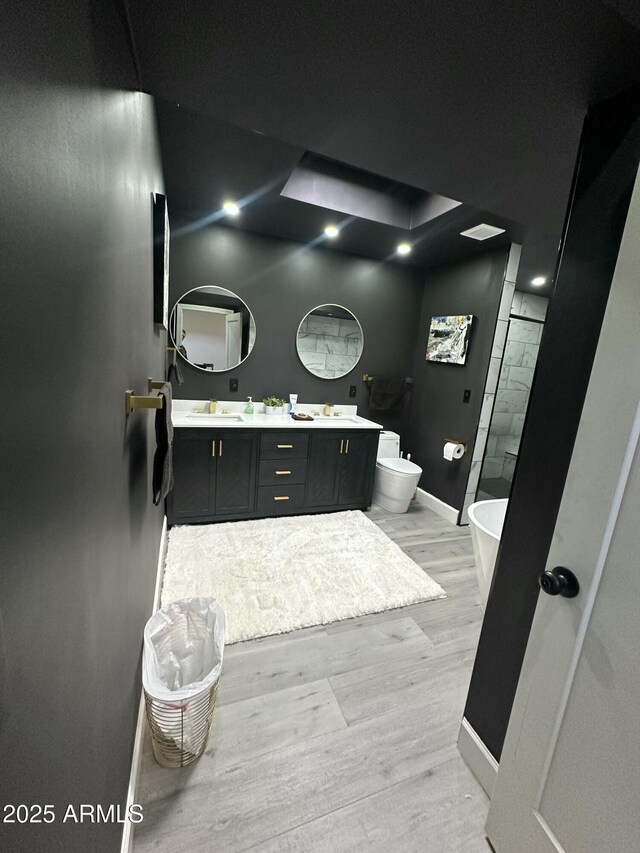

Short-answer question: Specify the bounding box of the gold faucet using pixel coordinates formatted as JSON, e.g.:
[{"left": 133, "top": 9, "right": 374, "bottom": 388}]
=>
[
  {"left": 209, "top": 399, "right": 217, "bottom": 414},
  {"left": 323, "top": 403, "right": 332, "bottom": 417}
]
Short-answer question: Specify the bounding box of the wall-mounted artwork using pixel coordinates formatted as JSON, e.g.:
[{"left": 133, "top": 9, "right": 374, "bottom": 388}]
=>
[
  {"left": 153, "top": 192, "right": 170, "bottom": 329},
  {"left": 425, "top": 314, "right": 473, "bottom": 364}
]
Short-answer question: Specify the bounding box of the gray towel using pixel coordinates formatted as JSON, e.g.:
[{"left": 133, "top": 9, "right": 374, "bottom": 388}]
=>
[
  {"left": 153, "top": 382, "right": 174, "bottom": 506},
  {"left": 167, "top": 359, "right": 184, "bottom": 386}
]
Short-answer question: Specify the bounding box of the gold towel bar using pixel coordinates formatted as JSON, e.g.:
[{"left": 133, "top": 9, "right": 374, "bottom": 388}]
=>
[
  {"left": 148, "top": 378, "right": 165, "bottom": 392},
  {"left": 125, "top": 390, "right": 163, "bottom": 415},
  {"left": 362, "top": 374, "right": 413, "bottom": 384},
  {"left": 444, "top": 438, "right": 468, "bottom": 451}
]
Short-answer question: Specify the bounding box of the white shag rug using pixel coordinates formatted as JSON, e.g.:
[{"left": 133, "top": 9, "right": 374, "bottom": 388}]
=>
[{"left": 161, "top": 510, "right": 446, "bottom": 644}]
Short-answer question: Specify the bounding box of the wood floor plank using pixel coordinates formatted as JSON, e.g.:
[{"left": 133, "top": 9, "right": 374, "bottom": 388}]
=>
[
  {"left": 216, "top": 617, "right": 433, "bottom": 707},
  {"left": 416, "top": 601, "right": 483, "bottom": 637},
  {"left": 137, "top": 679, "right": 348, "bottom": 796},
  {"left": 246, "top": 755, "right": 489, "bottom": 853},
  {"left": 133, "top": 701, "right": 460, "bottom": 852},
  {"left": 224, "top": 623, "right": 329, "bottom": 658},
  {"left": 428, "top": 567, "right": 478, "bottom": 590},
  {"left": 385, "top": 530, "right": 472, "bottom": 549},
  {"left": 403, "top": 547, "right": 475, "bottom": 570},
  {"left": 330, "top": 646, "right": 476, "bottom": 726},
  {"left": 323, "top": 601, "right": 444, "bottom": 635}
]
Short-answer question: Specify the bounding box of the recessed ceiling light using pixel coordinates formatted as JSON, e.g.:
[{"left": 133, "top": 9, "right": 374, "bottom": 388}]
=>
[
  {"left": 531, "top": 276, "right": 547, "bottom": 286},
  {"left": 223, "top": 200, "right": 240, "bottom": 216},
  {"left": 397, "top": 242, "right": 412, "bottom": 255},
  {"left": 460, "top": 224, "right": 506, "bottom": 241},
  {"left": 324, "top": 225, "right": 340, "bottom": 238}
]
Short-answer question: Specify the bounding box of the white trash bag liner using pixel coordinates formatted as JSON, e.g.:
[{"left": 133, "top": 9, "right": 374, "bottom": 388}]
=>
[{"left": 143, "top": 597, "right": 225, "bottom": 752}]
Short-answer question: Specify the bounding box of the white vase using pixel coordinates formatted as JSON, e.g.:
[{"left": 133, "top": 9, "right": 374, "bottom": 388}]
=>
[{"left": 265, "top": 406, "right": 284, "bottom": 416}]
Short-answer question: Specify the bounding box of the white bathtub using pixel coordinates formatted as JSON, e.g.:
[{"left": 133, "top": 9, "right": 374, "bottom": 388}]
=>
[{"left": 468, "top": 499, "right": 508, "bottom": 610}]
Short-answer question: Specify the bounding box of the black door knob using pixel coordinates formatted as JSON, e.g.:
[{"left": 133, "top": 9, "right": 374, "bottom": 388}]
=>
[{"left": 538, "top": 566, "right": 580, "bottom": 598}]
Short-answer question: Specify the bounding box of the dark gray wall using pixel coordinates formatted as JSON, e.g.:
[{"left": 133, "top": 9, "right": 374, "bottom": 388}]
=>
[
  {"left": 464, "top": 88, "right": 640, "bottom": 762},
  {"left": 0, "top": 3, "right": 165, "bottom": 851},
  {"left": 169, "top": 222, "right": 424, "bottom": 435},
  {"left": 405, "top": 249, "right": 509, "bottom": 510}
]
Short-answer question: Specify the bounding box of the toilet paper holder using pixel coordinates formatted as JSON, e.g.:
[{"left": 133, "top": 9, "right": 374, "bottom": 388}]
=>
[{"left": 444, "top": 438, "right": 467, "bottom": 450}]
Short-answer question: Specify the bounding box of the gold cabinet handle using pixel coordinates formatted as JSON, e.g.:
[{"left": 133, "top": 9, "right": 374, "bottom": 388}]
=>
[
  {"left": 219, "top": 439, "right": 223, "bottom": 457},
  {"left": 340, "top": 439, "right": 344, "bottom": 454},
  {"left": 275, "top": 470, "right": 292, "bottom": 475},
  {"left": 211, "top": 440, "right": 216, "bottom": 457},
  {"left": 274, "top": 495, "right": 290, "bottom": 501},
  {"left": 277, "top": 444, "right": 293, "bottom": 449},
  {"left": 345, "top": 439, "right": 349, "bottom": 454}
]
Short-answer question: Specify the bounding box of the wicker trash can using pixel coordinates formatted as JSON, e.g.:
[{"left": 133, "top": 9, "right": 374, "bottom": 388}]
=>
[{"left": 142, "top": 597, "right": 225, "bottom": 768}]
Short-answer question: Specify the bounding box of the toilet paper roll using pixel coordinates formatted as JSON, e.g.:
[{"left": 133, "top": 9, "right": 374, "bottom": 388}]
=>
[{"left": 443, "top": 441, "right": 465, "bottom": 461}]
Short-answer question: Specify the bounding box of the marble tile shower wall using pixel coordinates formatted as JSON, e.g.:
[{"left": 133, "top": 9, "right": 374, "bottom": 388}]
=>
[
  {"left": 485, "top": 317, "right": 543, "bottom": 481},
  {"left": 297, "top": 315, "right": 362, "bottom": 378},
  {"left": 461, "top": 284, "right": 548, "bottom": 523}
]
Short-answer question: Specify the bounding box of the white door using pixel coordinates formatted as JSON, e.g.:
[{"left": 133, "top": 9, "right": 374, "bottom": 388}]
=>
[
  {"left": 225, "top": 312, "right": 242, "bottom": 367},
  {"left": 486, "top": 165, "right": 640, "bottom": 851}
]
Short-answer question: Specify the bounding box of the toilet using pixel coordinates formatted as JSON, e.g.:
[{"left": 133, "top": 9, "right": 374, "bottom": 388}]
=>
[{"left": 372, "top": 430, "right": 422, "bottom": 513}]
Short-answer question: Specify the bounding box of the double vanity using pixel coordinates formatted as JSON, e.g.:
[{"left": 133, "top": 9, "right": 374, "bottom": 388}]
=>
[
  {"left": 167, "top": 285, "right": 380, "bottom": 525},
  {"left": 168, "top": 402, "right": 383, "bottom": 525}
]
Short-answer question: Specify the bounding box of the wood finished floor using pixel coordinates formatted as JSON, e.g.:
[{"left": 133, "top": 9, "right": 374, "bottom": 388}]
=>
[{"left": 133, "top": 503, "right": 489, "bottom": 853}]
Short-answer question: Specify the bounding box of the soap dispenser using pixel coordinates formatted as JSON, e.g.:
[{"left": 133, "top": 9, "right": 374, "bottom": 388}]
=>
[{"left": 244, "top": 395, "right": 254, "bottom": 415}]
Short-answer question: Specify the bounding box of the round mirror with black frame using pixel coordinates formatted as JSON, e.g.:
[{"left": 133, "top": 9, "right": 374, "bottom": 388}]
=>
[
  {"left": 170, "top": 286, "right": 256, "bottom": 372},
  {"left": 296, "top": 304, "right": 364, "bottom": 379}
]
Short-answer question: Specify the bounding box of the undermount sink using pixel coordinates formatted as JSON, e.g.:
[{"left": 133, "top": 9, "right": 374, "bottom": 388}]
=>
[
  {"left": 185, "top": 413, "right": 245, "bottom": 422},
  {"left": 314, "top": 416, "right": 361, "bottom": 424}
]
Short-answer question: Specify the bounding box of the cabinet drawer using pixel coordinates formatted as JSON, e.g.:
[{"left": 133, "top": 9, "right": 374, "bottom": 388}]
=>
[
  {"left": 259, "top": 459, "right": 307, "bottom": 486},
  {"left": 260, "top": 432, "right": 309, "bottom": 459},
  {"left": 257, "top": 484, "right": 306, "bottom": 514}
]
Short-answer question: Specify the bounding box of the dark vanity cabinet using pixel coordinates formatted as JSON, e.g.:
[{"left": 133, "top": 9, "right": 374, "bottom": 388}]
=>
[
  {"left": 304, "top": 432, "right": 376, "bottom": 507},
  {"left": 334, "top": 432, "right": 377, "bottom": 506},
  {"left": 304, "top": 433, "right": 344, "bottom": 506},
  {"left": 168, "top": 427, "right": 379, "bottom": 525},
  {"left": 168, "top": 429, "right": 258, "bottom": 523}
]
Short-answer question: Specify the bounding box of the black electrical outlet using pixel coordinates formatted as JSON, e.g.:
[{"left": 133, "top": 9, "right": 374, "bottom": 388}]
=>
[
  {"left": 229, "top": 378, "right": 238, "bottom": 392},
  {"left": 463, "top": 389, "right": 471, "bottom": 403},
  {"left": 349, "top": 385, "right": 357, "bottom": 398}
]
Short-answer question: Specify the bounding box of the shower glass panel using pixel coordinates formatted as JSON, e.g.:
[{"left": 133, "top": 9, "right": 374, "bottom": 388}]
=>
[{"left": 477, "top": 316, "right": 544, "bottom": 500}]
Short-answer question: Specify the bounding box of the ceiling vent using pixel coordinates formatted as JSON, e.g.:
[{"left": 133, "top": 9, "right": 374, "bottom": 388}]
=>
[{"left": 460, "top": 223, "right": 506, "bottom": 240}]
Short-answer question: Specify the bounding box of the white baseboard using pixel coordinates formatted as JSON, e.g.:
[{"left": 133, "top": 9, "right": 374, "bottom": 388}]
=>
[
  {"left": 457, "top": 716, "right": 499, "bottom": 798},
  {"left": 121, "top": 516, "right": 168, "bottom": 853},
  {"left": 414, "top": 487, "right": 460, "bottom": 525},
  {"left": 151, "top": 515, "right": 167, "bottom": 614}
]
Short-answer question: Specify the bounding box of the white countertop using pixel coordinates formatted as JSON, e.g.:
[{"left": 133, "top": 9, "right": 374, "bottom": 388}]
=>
[{"left": 171, "top": 400, "right": 383, "bottom": 430}]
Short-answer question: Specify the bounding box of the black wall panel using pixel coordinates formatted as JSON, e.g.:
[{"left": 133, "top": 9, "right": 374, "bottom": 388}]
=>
[
  {"left": 168, "top": 223, "right": 424, "bottom": 437},
  {"left": 0, "top": 2, "right": 165, "bottom": 850},
  {"left": 406, "top": 249, "right": 509, "bottom": 510}
]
